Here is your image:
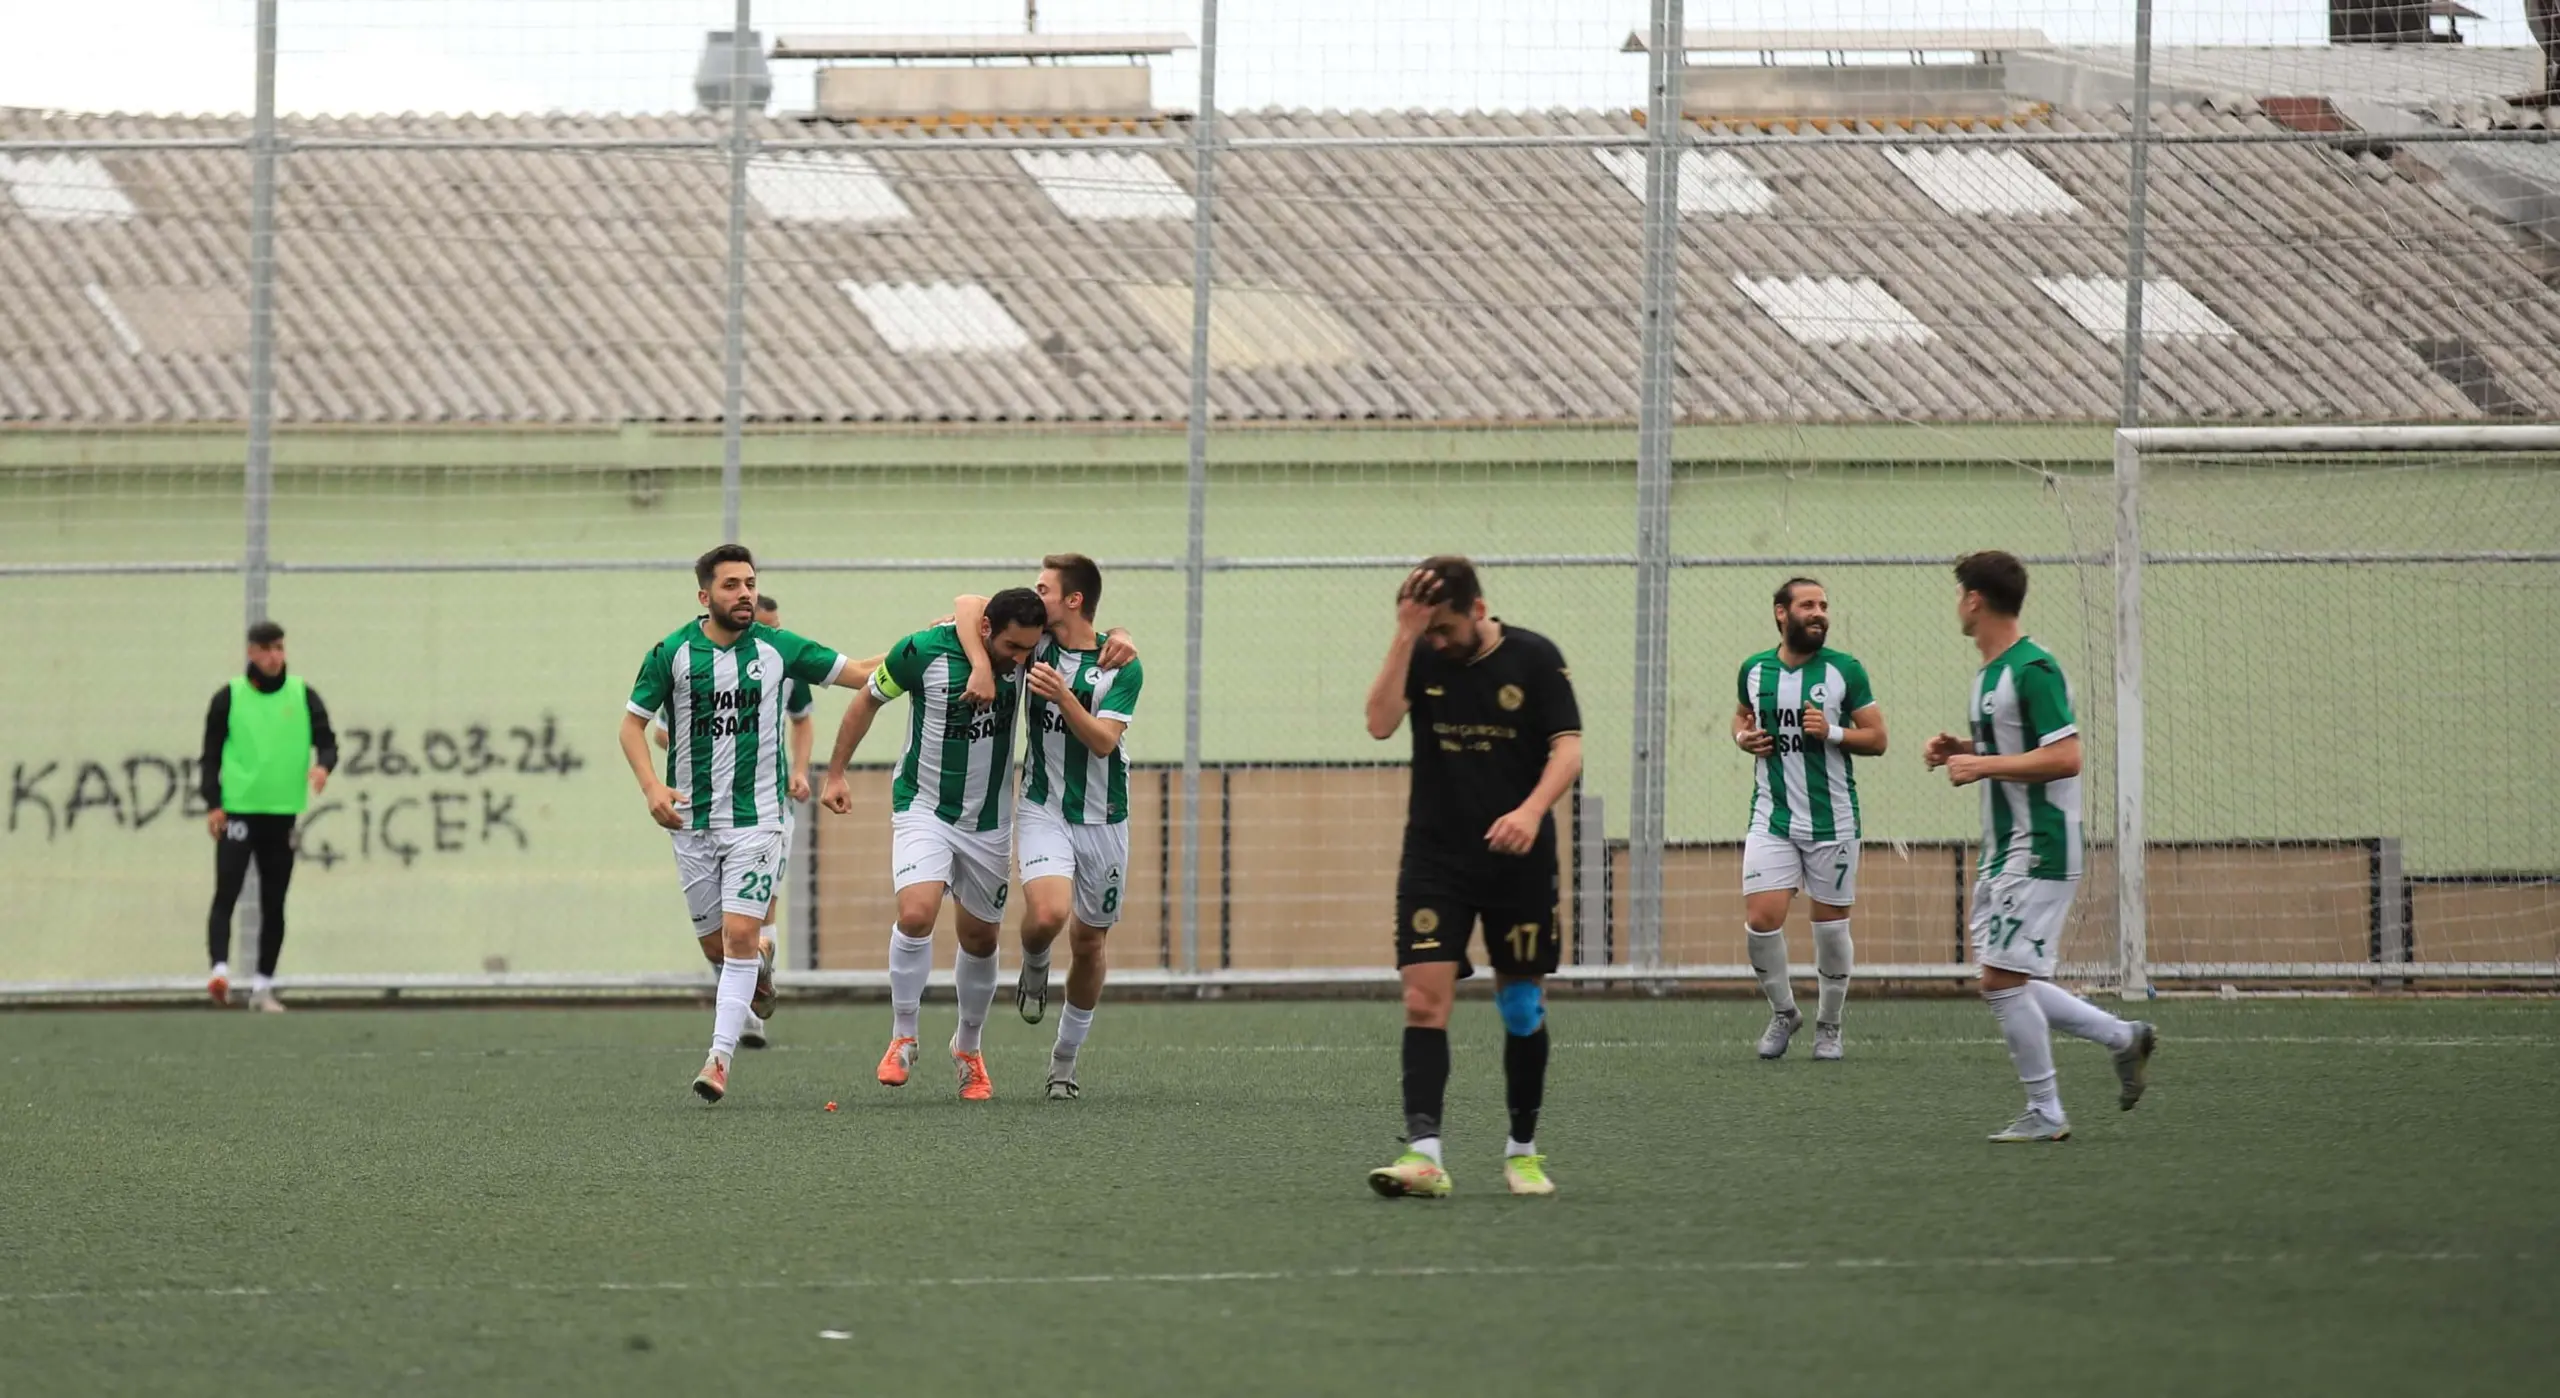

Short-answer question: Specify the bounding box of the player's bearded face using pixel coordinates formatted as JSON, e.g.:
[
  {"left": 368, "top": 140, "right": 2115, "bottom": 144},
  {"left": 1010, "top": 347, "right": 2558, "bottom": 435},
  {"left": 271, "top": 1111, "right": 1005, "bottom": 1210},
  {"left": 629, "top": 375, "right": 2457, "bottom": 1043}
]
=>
[
  {"left": 1785, "top": 610, "right": 1827, "bottom": 652},
  {"left": 1424, "top": 608, "right": 1480, "bottom": 658},
  {"left": 991, "top": 623, "right": 1044, "bottom": 666},
  {"left": 703, "top": 567, "right": 757, "bottom": 630}
]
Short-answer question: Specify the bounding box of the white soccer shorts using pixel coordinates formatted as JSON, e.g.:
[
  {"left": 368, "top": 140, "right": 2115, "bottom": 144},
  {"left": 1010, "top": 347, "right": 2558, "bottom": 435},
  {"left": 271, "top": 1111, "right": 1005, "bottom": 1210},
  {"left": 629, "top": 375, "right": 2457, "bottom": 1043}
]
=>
[
  {"left": 1015, "top": 800, "right": 1130, "bottom": 929},
  {"left": 1970, "top": 873, "right": 2079, "bottom": 978},
  {"left": 890, "top": 808, "right": 1012, "bottom": 926},
  {"left": 1741, "top": 832, "right": 1860, "bottom": 906},
  {"left": 670, "top": 826, "right": 788, "bottom": 935}
]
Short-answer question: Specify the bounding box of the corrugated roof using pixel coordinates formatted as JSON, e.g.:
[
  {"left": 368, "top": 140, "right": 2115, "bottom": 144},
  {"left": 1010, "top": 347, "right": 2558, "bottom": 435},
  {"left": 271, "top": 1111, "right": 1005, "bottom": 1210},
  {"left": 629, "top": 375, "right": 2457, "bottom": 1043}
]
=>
[
  {"left": 1, "top": 105, "right": 2557, "bottom": 426},
  {"left": 2047, "top": 43, "right": 2546, "bottom": 107}
]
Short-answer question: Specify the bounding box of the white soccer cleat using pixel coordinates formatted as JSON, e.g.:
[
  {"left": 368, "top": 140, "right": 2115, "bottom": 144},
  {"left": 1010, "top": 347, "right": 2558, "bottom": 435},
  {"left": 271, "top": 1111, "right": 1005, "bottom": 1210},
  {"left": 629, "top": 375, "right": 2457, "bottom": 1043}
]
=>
[
  {"left": 1016, "top": 959, "right": 1050, "bottom": 1024},
  {"left": 1045, "top": 1055, "right": 1080, "bottom": 1101},
  {"left": 739, "top": 1009, "right": 769, "bottom": 1050},
  {"left": 1811, "top": 1022, "right": 1844, "bottom": 1061},
  {"left": 1756, "top": 1008, "right": 1802, "bottom": 1060},
  {"left": 1988, "top": 1108, "right": 2070, "bottom": 1143}
]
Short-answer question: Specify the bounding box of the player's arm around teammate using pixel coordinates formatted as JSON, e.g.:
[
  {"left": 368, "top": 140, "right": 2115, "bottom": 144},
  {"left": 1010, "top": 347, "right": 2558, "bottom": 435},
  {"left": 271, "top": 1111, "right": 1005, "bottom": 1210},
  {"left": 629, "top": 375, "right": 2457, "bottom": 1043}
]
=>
[{"left": 948, "top": 590, "right": 1136, "bottom": 707}]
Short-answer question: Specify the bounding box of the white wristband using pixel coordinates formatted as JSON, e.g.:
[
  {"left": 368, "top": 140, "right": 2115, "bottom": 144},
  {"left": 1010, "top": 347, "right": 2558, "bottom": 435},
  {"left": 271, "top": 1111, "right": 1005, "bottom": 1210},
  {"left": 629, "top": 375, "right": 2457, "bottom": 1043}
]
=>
[{"left": 1823, "top": 725, "right": 1846, "bottom": 747}]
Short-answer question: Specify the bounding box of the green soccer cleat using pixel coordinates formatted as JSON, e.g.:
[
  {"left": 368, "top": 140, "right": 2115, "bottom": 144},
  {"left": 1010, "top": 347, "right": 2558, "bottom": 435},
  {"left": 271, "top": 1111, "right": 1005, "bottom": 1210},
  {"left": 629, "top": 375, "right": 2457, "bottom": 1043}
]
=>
[
  {"left": 1367, "top": 1151, "right": 1452, "bottom": 1199},
  {"left": 1502, "top": 1154, "right": 1556, "bottom": 1197}
]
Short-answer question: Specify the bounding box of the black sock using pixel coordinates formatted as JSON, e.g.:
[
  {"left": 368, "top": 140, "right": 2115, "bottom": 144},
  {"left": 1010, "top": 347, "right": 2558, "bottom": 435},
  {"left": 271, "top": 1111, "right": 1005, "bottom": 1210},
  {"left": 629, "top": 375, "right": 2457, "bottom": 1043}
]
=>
[
  {"left": 1401, "top": 1026, "right": 1449, "bottom": 1143},
  {"left": 1504, "top": 1026, "right": 1550, "bottom": 1146}
]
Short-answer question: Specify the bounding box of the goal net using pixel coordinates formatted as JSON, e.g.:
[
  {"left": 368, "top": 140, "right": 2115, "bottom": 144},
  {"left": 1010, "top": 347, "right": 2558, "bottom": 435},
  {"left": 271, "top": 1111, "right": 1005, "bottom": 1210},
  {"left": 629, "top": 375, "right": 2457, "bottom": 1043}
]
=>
[{"left": 2116, "top": 428, "right": 2560, "bottom": 985}]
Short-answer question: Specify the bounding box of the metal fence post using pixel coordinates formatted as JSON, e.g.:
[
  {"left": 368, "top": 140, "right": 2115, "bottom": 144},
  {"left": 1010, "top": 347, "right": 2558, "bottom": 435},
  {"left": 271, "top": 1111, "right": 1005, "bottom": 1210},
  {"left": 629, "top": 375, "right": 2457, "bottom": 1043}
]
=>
[
  {"left": 234, "top": 0, "right": 282, "bottom": 979},
  {"left": 1179, "top": 0, "right": 1223, "bottom": 977},
  {"left": 2112, "top": 430, "right": 2149, "bottom": 999},
  {"left": 2113, "top": 0, "right": 2158, "bottom": 998},
  {"left": 1627, "top": 0, "right": 1684, "bottom": 974},
  {"left": 718, "top": 0, "right": 755, "bottom": 544}
]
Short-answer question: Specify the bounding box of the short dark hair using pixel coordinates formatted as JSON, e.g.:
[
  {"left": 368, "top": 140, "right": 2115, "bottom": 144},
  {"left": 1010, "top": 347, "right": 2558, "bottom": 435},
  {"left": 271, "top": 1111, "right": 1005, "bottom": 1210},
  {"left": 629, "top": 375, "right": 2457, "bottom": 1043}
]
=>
[
  {"left": 1411, "top": 554, "right": 1481, "bottom": 612},
  {"left": 1042, "top": 553, "right": 1103, "bottom": 621},
  {"left": 985, "top": 586, "right": 1047, "bottom": 634},
  {"left": 1773, "top": 576, "right": 1823, "bottom": 609},
  {"left": 1954, "top": 550, "right": 2030, "bottom": 616},
  {"left": 246, "top": 620, "right": 285, "bottom": 646},
  {"left": 695, "top": 543, "right": 754, "bottom": 589},
  {"left": 755, "top": 595, "right": 780, "bottom": 616}
]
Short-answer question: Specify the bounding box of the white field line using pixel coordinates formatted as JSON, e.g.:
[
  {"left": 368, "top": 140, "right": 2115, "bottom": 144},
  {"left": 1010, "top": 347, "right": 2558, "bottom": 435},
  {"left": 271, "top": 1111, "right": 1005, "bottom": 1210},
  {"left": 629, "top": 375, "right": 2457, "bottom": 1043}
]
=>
[
  {"left": 7, "top": 1033, "right": 2555, "bottom": 1067},
  {"left": 0, "top": 1251, "right": 2521, "bottom": 1307}
]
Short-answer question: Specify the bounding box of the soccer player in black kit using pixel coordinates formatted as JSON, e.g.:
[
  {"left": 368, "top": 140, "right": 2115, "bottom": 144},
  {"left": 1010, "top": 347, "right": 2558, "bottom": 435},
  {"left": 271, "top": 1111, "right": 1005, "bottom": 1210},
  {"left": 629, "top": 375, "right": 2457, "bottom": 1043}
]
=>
[{"left": 1361, "top": 556, "right": 1582, "bottom": 1198}]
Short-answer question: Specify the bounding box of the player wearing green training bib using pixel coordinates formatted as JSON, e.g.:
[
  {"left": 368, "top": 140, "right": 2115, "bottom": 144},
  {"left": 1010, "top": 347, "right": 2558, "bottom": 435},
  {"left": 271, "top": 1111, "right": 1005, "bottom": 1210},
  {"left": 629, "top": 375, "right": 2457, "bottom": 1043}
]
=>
[
  {"left": 820, "top": 588, "right": 1051, "bottom": 1104},
  {"left": 1924, "top": 551, "right": 2154, "bottom": 1144},
  {"left": 1730, "top": 577, "right": 1888, "bottom": 1063},
  {"left": 620, "top": 544, "right": 866, "bottom": 1107}
]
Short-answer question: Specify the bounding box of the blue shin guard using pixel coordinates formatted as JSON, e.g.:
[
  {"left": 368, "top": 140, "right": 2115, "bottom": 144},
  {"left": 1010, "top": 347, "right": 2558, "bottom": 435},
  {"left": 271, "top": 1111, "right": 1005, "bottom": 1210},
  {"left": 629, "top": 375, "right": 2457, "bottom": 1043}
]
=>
[{"left": 1496, "top": 979, "right": 1545, "bottom": 1037}]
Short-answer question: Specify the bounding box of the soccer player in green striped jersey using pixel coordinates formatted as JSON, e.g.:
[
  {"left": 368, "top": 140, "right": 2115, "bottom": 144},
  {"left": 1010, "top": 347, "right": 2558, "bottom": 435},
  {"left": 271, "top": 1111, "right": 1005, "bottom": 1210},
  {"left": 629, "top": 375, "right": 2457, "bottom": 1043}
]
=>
[
  {"left": 1731, "top": 577, "right": 1889, "bottom": 1062},
  {"left": 652, "top": 593, "right": 818, "bottom": 1051},
  {"left": 820, "top": 588, "right": 1051, "bottom": 1102},
  {"left": 621, "top": 545, "right": 870, "bottom": 1105},
  {"left": 1923, "top": 551, "right": 2155, "bottom": 1142}
]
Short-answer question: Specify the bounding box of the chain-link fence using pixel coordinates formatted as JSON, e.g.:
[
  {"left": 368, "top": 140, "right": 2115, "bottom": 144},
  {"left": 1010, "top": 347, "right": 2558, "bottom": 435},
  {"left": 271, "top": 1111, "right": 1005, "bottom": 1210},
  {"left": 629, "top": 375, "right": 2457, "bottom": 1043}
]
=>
[{"left": 3, "top": 1, "right": 2556, "bottom": 994}]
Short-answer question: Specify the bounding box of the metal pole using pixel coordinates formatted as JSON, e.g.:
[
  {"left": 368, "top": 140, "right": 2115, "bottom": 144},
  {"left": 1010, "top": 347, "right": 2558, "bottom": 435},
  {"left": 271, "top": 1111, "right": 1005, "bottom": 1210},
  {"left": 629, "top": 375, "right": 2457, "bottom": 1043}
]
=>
[
  {"left": 236, "top": 0, "right": 281, "bottom": 980},
  {"left": 2111, "top": 0, "right": 2157, "bottom": 998},
  {"left": 1626, "top": 0, "right": 1684, "bottom": 974},
  {"left": 2117, "top": 0, "right": 2156, "bottom": 427},
  {"left": 1179, "top": 0, "right": 1222, "bottom": 977},
  {"left": 245, "top": 0, "right": 278, "bottom": 627},
  {"left": 2112, "top": 430, "right": 2148, "bottom": 999},
  {"left": 718, "top": 0, "right": 755, "bottom": 544}
]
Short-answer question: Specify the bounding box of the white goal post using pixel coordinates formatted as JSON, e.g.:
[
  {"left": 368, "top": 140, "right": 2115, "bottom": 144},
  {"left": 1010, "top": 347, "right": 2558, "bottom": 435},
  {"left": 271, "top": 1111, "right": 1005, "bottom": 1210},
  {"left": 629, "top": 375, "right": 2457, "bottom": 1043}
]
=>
[{"left": 2110, "top": 425, "right": 2560, "bottom": 995}]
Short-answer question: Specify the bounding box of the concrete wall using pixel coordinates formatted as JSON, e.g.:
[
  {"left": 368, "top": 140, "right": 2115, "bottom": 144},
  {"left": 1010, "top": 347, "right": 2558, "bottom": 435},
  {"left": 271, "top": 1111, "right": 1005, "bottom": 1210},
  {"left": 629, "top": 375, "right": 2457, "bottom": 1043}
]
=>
[{"left": 4, "top": 429, "right": 2551, "bottom": 980}]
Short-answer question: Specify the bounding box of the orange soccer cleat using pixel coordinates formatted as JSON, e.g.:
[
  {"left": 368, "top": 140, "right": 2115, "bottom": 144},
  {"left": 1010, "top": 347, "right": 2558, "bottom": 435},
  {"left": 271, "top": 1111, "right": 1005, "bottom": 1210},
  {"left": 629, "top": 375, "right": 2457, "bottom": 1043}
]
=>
[
  {"left": 951, "top": 1048, "right": 994, "bottom": 1102},
  {"left": 876, "top": 1035, "right": 919, "bottom": 1088},
  {"left": 692, "top": 1056, "right": 728, "bottom": 1104}
]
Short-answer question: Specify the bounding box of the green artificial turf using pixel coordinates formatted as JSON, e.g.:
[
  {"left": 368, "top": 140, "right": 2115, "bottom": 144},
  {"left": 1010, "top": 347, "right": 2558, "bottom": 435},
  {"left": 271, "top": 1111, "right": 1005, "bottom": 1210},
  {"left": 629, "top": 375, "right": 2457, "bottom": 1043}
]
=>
[{"left": 2, "top": 997, "right": 2554, "bottom": 1396}]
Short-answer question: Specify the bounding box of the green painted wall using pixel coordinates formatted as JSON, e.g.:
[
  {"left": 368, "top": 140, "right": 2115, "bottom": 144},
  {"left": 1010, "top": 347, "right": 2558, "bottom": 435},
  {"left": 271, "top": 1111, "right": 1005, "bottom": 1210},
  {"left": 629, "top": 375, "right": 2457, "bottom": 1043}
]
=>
[{"left": 5, "top": 428, "right": 2552, "bottom": 981}]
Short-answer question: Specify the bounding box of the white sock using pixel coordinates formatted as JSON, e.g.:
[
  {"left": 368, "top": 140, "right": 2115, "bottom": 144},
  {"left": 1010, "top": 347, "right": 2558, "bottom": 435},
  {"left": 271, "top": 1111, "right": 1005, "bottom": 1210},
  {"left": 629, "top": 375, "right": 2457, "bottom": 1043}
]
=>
[
  {"left": 951, "top": 947, "right": 998, "bottom": 1054},
  {"left": 1985, "top": 986, "right": 2062, "bottom": 1118},
  {"left": 251, "top": 973, "right": 273, "bottom": 996},
  {"left": 1813, "top": 918, "right": 1852, "bottom": 1026},
  {"left": 711, "top": 956, "right": 759, "bottom": 1059},
  {"left": 1746, "top": 928, "right": 1796, "bottom": 1015},
  {"left": 1054, "top": 1002, "right": 1094, "bottom": 1059},
  {"left": 1408, "top": 1135, "right": 1443, "bottom": 1166},
  {"left": 211, "top": 960, "right": 229, "bottom": 980},
  {"left": 1505, "top": 1138, "right": 1537, "bottom": 1158},
  {"left": 888, "top": 928, "right": 932, "bottom": 1041},
  {"left": 2028, "top": 980, "right": 2135, "bottom": 1052},
  {"left": 1022, "top": 942, "right": 1053, "bottom": 974}
]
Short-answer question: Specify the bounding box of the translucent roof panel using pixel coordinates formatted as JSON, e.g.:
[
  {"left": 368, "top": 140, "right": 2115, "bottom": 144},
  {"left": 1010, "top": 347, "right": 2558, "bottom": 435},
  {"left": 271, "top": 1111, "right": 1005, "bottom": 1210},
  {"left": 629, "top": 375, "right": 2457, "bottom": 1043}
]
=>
[
  {"left": 1885, "top": 147, "right": 2079, "bottom": 217},
  {"left": 747, "top": 153, "right": 911, "bottom": 224},
  {"left": 1594, "top": 149, "right": 1777, "bottom": 216},
  {"left": 1014, "top": 151, "right": 1190, "bottom": 221},
  {"left": 1121, "top": 284, "right": 1360, "bottom": 368},
  {"left": 839, "top": 281, "right": 1032, "bottom": 355},
  {"left": 0, "top": 155, "right": 138, "bottom": 223},
  {"left": 2033, "top": 275, "right": 2238, "bottom": 340},
  {"left": 1732, "top": 275, "right": 1935, "bottom": 346}
]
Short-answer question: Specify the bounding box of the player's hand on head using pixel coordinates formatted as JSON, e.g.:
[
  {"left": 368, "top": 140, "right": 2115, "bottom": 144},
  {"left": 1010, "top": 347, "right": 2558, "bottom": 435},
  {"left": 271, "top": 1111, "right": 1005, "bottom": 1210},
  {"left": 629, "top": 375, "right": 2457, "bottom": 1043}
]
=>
[
  {"left": 963, "top": 667, "right": 997, "bottom": 709},
  {"left": 1395, "top": 568, "right": 1441, "bottom": 632}
]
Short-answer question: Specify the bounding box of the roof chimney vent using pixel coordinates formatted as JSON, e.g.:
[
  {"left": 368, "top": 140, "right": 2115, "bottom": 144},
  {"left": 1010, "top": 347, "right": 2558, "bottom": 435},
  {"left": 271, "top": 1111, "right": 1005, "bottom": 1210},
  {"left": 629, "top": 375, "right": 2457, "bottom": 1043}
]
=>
[
  {"left": 773, "top": 33, "right": 1191, "bottom": 121},
  {"left": 695, "top": 29, "right": 775, "bottom": 113}
]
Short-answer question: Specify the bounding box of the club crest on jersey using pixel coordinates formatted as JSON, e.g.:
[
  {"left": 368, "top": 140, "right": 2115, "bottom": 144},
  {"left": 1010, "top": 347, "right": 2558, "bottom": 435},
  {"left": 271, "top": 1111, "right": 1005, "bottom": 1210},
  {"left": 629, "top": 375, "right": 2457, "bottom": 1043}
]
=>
[
  {"left": 745, "top": 660, "right": 765, "bottom": 681},
  {"left": 1807, "top": 683, "right": 1826, "bottom": 707},
  {"left": 1982, "top": 692, "right": 1999, "bottom": 716},
  {"left": 1497, "top": 684, "right": 1524, "bottom": 712}
]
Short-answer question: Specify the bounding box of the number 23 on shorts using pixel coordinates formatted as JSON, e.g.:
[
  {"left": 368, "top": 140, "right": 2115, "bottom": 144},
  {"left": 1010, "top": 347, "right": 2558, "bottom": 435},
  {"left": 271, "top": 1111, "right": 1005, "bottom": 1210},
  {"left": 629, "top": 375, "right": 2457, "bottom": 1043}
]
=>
[{"left": 736, "top": 871, "right": 774, "bottom": 902}]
